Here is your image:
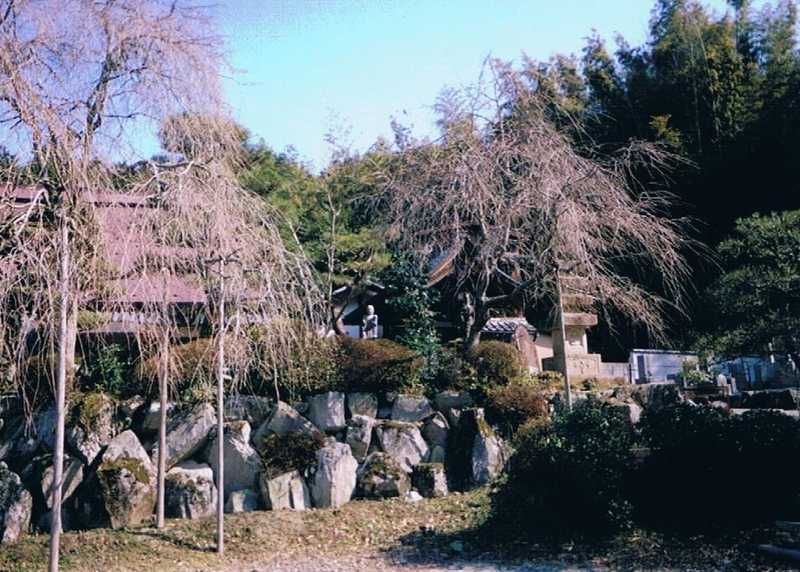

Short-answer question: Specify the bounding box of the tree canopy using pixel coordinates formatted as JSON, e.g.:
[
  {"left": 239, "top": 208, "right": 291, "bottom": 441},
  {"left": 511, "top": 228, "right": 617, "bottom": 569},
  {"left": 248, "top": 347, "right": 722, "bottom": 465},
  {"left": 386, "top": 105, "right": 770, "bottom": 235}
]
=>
[{"left": 699, "top": 210, "right": 800, "bottom": 360}]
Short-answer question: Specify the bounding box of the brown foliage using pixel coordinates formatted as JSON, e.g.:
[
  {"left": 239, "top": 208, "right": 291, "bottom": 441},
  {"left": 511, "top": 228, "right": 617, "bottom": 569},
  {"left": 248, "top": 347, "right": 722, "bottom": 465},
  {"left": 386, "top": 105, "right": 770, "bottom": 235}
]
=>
[
  {"left": 338, "top": 337, "right": 424, "bottom": 394},
  {"left": 377, "top": 59, "right": 690, "bottom": 348},
  {"left": 468, "top": 341, "right": 525, "bottom": 388},
  {"left": 486, "top": 380, "right": 550, "bottom": 436},
  {"left": 257, "top": 432, "right": 327, "bottom": 479}
]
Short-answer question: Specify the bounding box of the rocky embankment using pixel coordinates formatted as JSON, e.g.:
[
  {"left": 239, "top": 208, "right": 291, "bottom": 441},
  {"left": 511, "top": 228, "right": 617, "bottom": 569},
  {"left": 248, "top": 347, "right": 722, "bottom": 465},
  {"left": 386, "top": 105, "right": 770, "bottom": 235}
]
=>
[{"left": 0, "top": 389, "right": 509, "bottom": 543}]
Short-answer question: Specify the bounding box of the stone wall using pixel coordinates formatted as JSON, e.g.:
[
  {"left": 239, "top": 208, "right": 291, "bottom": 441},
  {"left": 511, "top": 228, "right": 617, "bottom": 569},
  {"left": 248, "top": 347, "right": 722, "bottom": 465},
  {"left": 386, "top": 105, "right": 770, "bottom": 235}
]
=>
[{"left": 0, "top": 388, "right": 509, "bottom": 543}]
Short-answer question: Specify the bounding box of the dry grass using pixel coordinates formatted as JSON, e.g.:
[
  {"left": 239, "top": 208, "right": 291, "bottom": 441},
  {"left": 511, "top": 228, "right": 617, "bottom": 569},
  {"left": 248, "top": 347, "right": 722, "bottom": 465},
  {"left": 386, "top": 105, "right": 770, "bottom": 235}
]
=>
[
  {"left": 0, "top": 488, "right": 795, "bottom": 571},
  {"left": 0, "top": 491, "right": 487, "bottom": 572}
]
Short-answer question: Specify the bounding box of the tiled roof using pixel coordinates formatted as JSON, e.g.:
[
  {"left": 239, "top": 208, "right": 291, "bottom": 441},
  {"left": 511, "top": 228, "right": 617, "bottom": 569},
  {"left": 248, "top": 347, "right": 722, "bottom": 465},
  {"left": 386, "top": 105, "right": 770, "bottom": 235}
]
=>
[
  {"left": 481, "top": 317, "right": 537, "bottom": 336},
  {"left": 2, "top": 184, "right": 205, "bottom": 306},
  {"left": 426, "top": 242, "right": 462, "bottom": 287}
]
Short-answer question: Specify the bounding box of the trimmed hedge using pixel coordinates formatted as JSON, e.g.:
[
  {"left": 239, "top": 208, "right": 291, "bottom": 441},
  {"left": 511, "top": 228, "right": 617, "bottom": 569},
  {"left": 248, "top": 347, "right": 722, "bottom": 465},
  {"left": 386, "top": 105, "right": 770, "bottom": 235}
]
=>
[
  {"left": 485, "top": 380, "right": 549, "bottom": 437},
  {"left": 338, "top": 337, "right": 424, "bottom": 394},
  {"left": 461, "top": 341, "right": 525, "bottom": 399}
]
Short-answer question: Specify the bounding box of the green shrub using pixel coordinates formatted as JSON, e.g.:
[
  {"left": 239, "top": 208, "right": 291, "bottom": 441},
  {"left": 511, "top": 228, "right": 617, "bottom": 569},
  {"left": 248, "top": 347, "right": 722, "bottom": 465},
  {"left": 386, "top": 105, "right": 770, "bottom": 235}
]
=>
[
  {"left": 533, "top": 370, "right": 564, "bottom": 387},
  {"left": 432, "top": 342, "right": 478, "bottom": 392},
  {"left": 339, "top": 337, "right": 424, "bottom": 394},
  {"left": 465, "top": 341, "right": 524, "bottom": 398},
  {"left": 257, "top": 432, "right": 326, "bottom": 479},
  {"left": 635, "top": 404, "right": 800, "bottom": 529},
  {"left": 491, "top": 399, "right": 635, "bottom": 539},
  {"left": 485, "top": 381, "right": 549, "bottom": 437},
  {"left": 69, "top": 391, "right": 114, "bottom": 433},
  {"left": 80, "top": 344, "right": 131, "bottom": 397}
]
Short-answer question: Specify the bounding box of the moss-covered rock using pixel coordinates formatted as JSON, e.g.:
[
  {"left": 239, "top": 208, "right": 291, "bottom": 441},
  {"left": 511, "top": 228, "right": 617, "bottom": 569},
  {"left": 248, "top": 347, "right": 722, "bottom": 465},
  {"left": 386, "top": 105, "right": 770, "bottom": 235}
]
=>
[
  {"left": 96, "top": 430, "right": 155, "bottom": 529},
  {"left": 164, "top": 461, "right": 216, "bottom": 520},
  {"left": 446, "top": 408, "right": 508, "bottom": 490},
  {"left": 67, "top": 392, "right": 116, "bottom": 464},
  {"left": 0, "top": 462, "right": 32, "bottom": 544},
  {"left": 374, "top": 421, "right": 428, "bottom": 473},
  {"left": 357, "top": 452, "right": 410, "bottom": 499},
  {"left": 411, "top": 463, "right": 448, "bottom": 498}
]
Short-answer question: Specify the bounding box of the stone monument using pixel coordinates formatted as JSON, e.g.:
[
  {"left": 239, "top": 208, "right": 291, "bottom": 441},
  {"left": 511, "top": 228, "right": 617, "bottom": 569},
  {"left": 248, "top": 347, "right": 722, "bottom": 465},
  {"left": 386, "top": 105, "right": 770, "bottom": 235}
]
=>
[
  {"left": 548, "top": 276, "right": 602, "bottom": 379},
  {"left": 360, "top": 305, "right": 379, "bottom": 339}
]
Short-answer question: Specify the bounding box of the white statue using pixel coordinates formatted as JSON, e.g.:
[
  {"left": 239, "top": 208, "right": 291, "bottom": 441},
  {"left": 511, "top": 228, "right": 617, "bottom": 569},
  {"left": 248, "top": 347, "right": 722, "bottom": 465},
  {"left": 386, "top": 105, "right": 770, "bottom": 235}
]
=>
[{"left": 360, "top": 304, "right": 379, "bottom": 339}]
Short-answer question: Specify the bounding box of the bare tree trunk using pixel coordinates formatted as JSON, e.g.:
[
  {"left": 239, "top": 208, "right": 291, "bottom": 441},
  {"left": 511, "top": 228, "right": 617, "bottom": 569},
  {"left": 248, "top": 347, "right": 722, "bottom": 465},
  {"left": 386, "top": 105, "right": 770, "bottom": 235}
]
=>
[
  {"left": 65, "top": 298, "right": 78, "bottom": 380},
  {"left": 464, "top": 323, "right": 483, "bottom": 351},
  {"left": 555, "top": 275, "right": 573, "bottom": 411},
  {"left": 463, "top": 295, "right": 490, "bottom": 352},
  {"left": 48, "top": 220, "right": 70, "bottom": 572},
  {"left": 216, "top": 265, "right": 225, "bottom": 554},
  {"left": 156, "top": 325, "right": 169, "bottom": 529}
]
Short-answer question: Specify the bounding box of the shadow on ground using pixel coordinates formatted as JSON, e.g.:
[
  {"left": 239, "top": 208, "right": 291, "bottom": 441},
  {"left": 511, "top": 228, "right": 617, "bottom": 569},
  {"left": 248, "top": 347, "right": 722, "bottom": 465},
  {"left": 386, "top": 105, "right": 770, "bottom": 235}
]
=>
[{"left": 382, "top": 515, "right": 795, "bottom": 571}]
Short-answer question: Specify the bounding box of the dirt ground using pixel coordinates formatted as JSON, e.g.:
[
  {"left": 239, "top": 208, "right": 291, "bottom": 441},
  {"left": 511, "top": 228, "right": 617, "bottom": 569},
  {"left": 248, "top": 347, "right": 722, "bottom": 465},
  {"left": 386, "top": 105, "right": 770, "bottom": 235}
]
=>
[{"left": 1, "top": 489, "right": 795, "bottom": 572}]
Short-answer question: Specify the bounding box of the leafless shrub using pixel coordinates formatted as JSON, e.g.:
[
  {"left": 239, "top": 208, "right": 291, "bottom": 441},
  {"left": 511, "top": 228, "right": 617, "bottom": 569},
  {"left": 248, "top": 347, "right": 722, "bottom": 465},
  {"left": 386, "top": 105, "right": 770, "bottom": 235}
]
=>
[{"left": 377, "top": 59, "right": 691, "bottom": 351}]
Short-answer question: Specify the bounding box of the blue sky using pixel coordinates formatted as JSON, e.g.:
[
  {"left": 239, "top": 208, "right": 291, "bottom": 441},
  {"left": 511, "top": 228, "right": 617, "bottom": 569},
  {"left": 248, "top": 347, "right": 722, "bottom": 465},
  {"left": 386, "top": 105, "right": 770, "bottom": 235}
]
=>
[{"left": 214, "top": 0, "right": 737, "bottom": 171}]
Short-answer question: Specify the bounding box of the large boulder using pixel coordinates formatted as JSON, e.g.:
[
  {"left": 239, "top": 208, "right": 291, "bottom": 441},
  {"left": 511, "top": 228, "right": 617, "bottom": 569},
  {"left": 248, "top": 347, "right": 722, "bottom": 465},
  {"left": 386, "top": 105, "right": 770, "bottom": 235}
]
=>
[
  {"left": 604, "top": 399, "right": 643, "bottom": 425},
  {"left": 150, "top": 402, "right": 216, "bottom": 470},
  {"left": 357, "top": 452, "right": 410, "bottom": 499},
  {"left": 374, "top": 421, "right": 428, "bottom": 473},
  {"left": 412, "top": 463, "right": 448, "bottom": 498},
  {"left": 34, "top": 405, "right": 58, "bottom": 452},
  {"left": 0, "top": 462, "right": 32, "bottom": 544},
  {"left": 224, "top": 488, "right": 260, "bottom": 514},
  {"left": 97, "top": 430, "right": 156, "bottom": 529},
  {"left": 470, "top": 419, "right": 508, "bottom": 486},
  {"left": 205, "top": 421, "right": 260, "bottom": 498},
  {"left": 612, "top": 382, "right": 684, "bottom": 412},
  {"left": 307, "top": 392, "right": 346, "bottom": 432},
  {"left": 345, "top": 414, "right": 374, "bottom": 462},
  {"left": 434, "top": 390, "right": 474, "bottom": 412},
  {"left": 252, "top": 401, "right": 321, "bottom": 448},
  {"left": 309, "top": 443, "right": 358, "bottom": 509},
  {"left": 140, "top": 401, "right": 176, "bottom": 434},
  {"left": 41, "top": 455, "right": 84, "bottom": 510},
  {"left": 259, "top": 470, "right": 310, "bottom": 511},
  {"left": 66, "top": 393, "right": 116, "bottom": 465},
  {"left": 391, "top": 395, "right": 434, "bottom": 423},
  {"left": 118, "top": 395, "right": 146, "bottom": 423},
  {"left": 446, "top": 408, "right": 508, "bottom": 490},
  {"left": 224, "top": 395, "right": 272, "bottom": 427},
  {"left": 0, "top": 416, "right": 38, "bottom": 463},
  {"left": 347, "top": 392, "right": 378, "bottom": 418},
  {"left": 422, "top": 412, "right": 449, "bottom": 449},
  {"left": 165, "top": 461, "right": 217, "bottom": 520}
]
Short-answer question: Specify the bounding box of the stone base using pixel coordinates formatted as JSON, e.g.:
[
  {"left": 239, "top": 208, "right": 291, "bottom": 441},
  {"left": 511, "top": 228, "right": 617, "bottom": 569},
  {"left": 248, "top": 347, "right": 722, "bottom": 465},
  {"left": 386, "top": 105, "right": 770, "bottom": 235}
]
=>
[{"left": 543, "top": 353, "right": 602, "bottom": 379}]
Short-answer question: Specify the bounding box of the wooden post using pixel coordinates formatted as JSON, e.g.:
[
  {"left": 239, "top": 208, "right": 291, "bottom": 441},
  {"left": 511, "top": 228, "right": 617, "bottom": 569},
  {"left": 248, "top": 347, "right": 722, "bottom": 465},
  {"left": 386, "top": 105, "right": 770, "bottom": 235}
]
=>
[
  {"left": 48, "top": 219, "right": 69, "bottom": 572},
  {"left": 216, "top": 260, "right": 225, "bottom": 554}
]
